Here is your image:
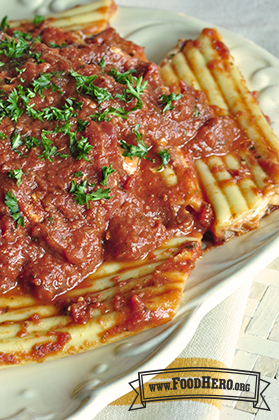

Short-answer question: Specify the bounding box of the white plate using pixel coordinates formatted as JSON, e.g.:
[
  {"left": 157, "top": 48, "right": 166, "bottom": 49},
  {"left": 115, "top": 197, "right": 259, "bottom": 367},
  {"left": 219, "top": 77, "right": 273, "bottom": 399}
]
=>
[{"left": 1, "top": 3, "right": 279, "bottom": 420}]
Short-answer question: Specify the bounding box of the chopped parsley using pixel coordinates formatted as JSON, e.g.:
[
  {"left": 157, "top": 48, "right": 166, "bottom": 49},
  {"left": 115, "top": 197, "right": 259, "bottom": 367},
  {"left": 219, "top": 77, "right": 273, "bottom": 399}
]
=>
[
  {"left": 70, "top": 179, "right": 112, "bottom": 209},
  {"left": 0, "top": 132, "right": 7, "bottom": 140},
  {"left": 0, "top": 16, "right": 10, "bottom": 31},
  {"left": 77, "top": 118, "right": 89, "bottom": 132},
  {"left": 32, "top": 73, "right": 52, "bottom": 96},
  {"left": 158, "top": 148, "right": 170, "bottom": 170},
  {"left": 33, "top": 15, "right": 45, "bottom": 25},
  {"left": 13, "top": 31, "right": 33, "bottom": 41},
  {"left": 193, "top": 105, "right": 201, "bottom": 118},
  {"left": 114, "top": 75, "right": 148, "bottom": 111},
  {"left": 72, "top": 171, "right": 84, "bottom": 178},
  {"left": 8, "top": 168, "right": 23, "bottom": 187},
  {"left": 38, "top": 130, "right": 58, "bottom": 161},
  {"left": 69, "top": 132, "right": 93, "bottom": 161},
  {"left": 4, "top": 190, "right": 24, "bottom": 227},
  {"left": 101, "top": 165, "right": 115, "bottom": 186},
  {"left": 98, "top": 57, "right": 106, "bottom": 74},
  {"left": 70, "top": 69, "right": 112, "bottom": 103},
  {"left": 49, "top": 41, "right": 67, "bottom": 48},
  {"left": 91, "top": 106, "right": 128, "bottom": 122},
  {"left": 126, "top": 75, "right": 147, "bottom": 104},
  {"left": 11, "top": 132, "right": 25, "bottom": 155},
  {"left": 24, "top": 135, "right": 40, "bottom": 149},
  {"left": 42, "top": 98, "right": 80, "bottom": 121},
  {"left": 16, "top": 67, "right": 26, "bottom": 76},
  {"left": 159, "top": 93, "right": 182, "bottom": 113},
  {"left": 120, "top": 124, "right": 151, "bottom": 160},
  {"left": 0, "top": 36, "right": 29, "bottom": 58},
  {"left": 6, "top": 88, "right": 23, "bottom": 121},
  {"left": 69, "top": 69, "right": 97, "bottom": 90},
  {"left": 29, "top": 50, "right": 44, "bottom": 63},
  {"left": 108, "top": 68, "right": 136, "bottom": 84}
]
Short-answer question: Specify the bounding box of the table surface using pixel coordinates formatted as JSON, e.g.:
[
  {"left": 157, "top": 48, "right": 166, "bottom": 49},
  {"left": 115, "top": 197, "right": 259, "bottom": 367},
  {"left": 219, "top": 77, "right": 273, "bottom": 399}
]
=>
[{"left": 220, "top": 260, "right": 279, "bottom": 419}]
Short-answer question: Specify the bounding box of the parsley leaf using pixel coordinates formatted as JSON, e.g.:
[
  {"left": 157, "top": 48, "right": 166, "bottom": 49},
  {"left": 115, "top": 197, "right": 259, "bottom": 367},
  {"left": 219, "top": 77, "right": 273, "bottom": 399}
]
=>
[
  {"left": 98, "top": 57, "right": 106, "bottom": 74},
  {"left": 24, "top": 135, "right": 40, "bottom": 149},
  {"left": 69, "top": 132, "right": 93, "bottom": 161},
  {"left": 125, "top": 75, "right": 148, "bottom": 110},
  {"left": 160, "top": 93, "right": 182, "bottom": 113},
  {"left": 6, "top": 88, "right": 23, "bottom": 121},
  {"left": 120, "top": 124, "right": 150, "bottom": 160},
  {"left": 0, "top": 16, "right": 10, "bottom": 31},
  {"left": 77, "top": 118, "right": 89, "bottom": 132},
  {"left": 33, "top": 15, "right": 45, "bottom": 25},
  {"left": 42, "top": 98, "right": 79, "bottom": 121},
  {"left": 38, "top": 130, "right": 58, "bottom": 161},
  {"left": 8, "top": 168, "right": 23, "bottom": 187},
  {"left": 101, "top": 165, "right": 115, "bottom": 186},
  {"left": 158, "top": 148, "right": 170, "bottom": 170},
  {"left": 69, "top": 69, "right": 97, "bottom": 91},
  {"left": 16, "top": 67, "right": 26, "bottom": 75},
  {"left": 72, "top": 171, "right": 84, "bottom": 178},
  {"left": 32, "top": 73, "right": 52, "bottom": 96},
  {"left": 0, "top": 36, "right": 29, "bottom": 58},
  {"left": 49, "top": 41, "right": 67, "bottom": 48},
  {"left": 108, "top": 68, "right": 136, "bottom": 84},
  {"left": 13, "top": 30, "right": 32, "bottom": 41},
  {"left": 193, "top": 105, "right": 201, "bottom": 118},
  {"left": 91, "top": 106, "right": 128, "bottom": 122},
  {"left": 70, "top": 179, "right": 112, "bottom": 209},
  {"left": 4, "top": 190, "right": 24, "bottom": 227},
  {"left": 70, "top": 69, "right": 112, "bottom": 103},
  {"left": 0, "top": 132, "right": 7, "bottom": 140},
  {"left": 11, "top": 132, "right": 26, "bottom": 156},
  {"left": 29, "top": 50, "right": 44, "bottom": 63}
]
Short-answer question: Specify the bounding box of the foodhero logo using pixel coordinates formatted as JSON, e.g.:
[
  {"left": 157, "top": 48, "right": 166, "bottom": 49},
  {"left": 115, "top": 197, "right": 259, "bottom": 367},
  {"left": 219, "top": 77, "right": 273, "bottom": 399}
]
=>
[
  {"left": 128, "top": 367, "right": 270, "bottom": 411},
  {"left": 169, "top": 375, "right": 250, "bottom": 392}
]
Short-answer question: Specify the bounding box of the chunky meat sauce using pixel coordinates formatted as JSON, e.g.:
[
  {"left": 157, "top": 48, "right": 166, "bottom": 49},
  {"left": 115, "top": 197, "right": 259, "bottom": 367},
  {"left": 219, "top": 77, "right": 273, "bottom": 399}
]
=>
[{"left": 0, "top": 26, "right": 246, "bottom": 302}]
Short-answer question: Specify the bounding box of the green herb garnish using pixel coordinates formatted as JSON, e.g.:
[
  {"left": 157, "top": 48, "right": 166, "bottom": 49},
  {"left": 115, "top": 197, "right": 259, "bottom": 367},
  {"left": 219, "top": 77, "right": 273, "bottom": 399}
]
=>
[
  {"left": 120, "top": 124, "right": 150, "bottom": 160},
  {"left": 69, "top": 133, "right": 93, "bottom": 161},
  {"left": 8, "top": 168, "right": 23, "bottom": 187},
  {"left": 4, "top": 190, "right": 24, "bottom": 227},
  {"left": 72, "top": 171, "right": 84, "bottom": 178},
  {"left": 108, "top": 68, "right": 136, "bottom": 84},
  {"left": 32, "top": 73, "right": 52, "bottom": 96},
  {"left": 38, "top": 130, "right": 58, "bottom": 161},
  {"left": 91, "top": 106, "right": 128, "bottom": 122},
  {"left": 158, "top": 148, "right": 170, "bottom": 170},
  {"left": 13, "top": 31, "right": 32, "bottom": 41},
  {"left": 70, "top": 69, "right": 112, "bottom": 103},
  {"left": 70, "top": 179, "right": 112, "bottom": 209},
  {"left": 0, "top": 36, "right": 29, "bottom": 58},
  {"left": 193, "top": 105, "right": 201, "bottom": 118},
  {"left": 29, "top": 50, "right": 44, "bottom": 63},
  {"left": 11, "top": 132, "right": 25, "bottom": 156},
  {"left": 159, "top": 93, "right": 182, "bottom": 113},
  {"left": 98, "top": 57, "right": 106, "bottom": 74},
  {"left": 33, "top": 15, "right": 45, "bottom": 25},
  {"left": 49, "top": 42, "right": 67, "bottom": 48},
  {"left": 77, "top": 118, "right": 89, "bottom": 132},
  {"left": 101, "top": 165, "right": 115, "bottom": 186},
  {"left": 6, "top": 88, "right": 23, "bottom": 121},
  {"left": 24, "top": 135, "right": 40, "bottom": 149},
  {"left": 0, "top": 16, "right": 10, "bottom": 31}
]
